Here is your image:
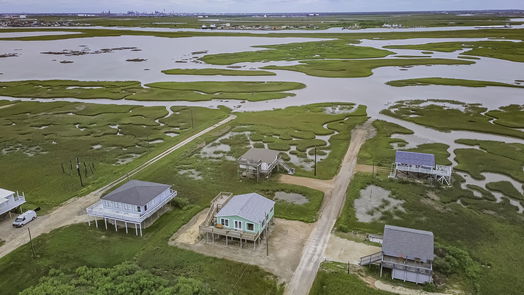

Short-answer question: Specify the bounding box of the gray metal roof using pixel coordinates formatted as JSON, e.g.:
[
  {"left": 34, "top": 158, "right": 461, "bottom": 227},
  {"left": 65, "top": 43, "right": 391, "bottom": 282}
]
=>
[
  {"left": 216, "top": 193, "right": 275, "bottom": 224},
  {"left": 382, "top": 225, "right": 434, "bottom": 262},
  {"left": 238, "top": 148, "right": 280, "bottom": 164},
  {"left": 395, "top": 151, "right": 435, "bottom": 167},
  {"left": 102, "top": 180, "right": 171, "bottom": 206}
]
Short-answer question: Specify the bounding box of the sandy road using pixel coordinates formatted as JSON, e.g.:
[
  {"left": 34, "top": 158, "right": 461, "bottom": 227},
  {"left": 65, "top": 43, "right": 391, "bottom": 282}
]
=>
[
  {"left": 0, "top": 115, "right": 236, "bottom": 259},
  {"left": 283, "top": 121, "right": 373, "bottom": 295}
]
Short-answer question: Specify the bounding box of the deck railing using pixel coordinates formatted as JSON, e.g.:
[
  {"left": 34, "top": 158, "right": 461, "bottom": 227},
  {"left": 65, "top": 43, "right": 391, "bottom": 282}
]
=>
[{"left": 86, "top": 190, "right": 176, "bottom": 223}]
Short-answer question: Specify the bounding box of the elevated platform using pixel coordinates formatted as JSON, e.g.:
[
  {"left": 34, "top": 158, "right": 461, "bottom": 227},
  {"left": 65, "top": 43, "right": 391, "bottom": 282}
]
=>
[{"left": 390, "top": 163, "right": 452, "bottom": 185}]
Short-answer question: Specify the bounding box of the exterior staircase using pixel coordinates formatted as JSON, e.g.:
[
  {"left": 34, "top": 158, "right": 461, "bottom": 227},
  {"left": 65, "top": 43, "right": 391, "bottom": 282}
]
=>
[
  {"left": 278, "top": 160, "right": 295, "bottom": 175},
  {"left": 359, "top": 251, "right": 383, "bottom": 266}
]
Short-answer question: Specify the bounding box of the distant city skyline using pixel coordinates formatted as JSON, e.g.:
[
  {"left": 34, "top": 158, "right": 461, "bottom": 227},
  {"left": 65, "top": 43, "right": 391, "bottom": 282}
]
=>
[{"left": 1, "top": 0, "right": 524, "bottom": 14}]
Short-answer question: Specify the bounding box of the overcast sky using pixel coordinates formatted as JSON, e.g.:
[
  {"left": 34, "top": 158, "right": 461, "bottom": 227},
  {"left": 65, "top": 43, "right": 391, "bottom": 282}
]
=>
[{"left": 1, "top": 0, "right": 524, "bottom": 13}]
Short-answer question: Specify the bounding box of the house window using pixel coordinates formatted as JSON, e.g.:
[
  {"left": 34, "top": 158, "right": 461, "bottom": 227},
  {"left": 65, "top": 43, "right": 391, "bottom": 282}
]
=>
[
  {"left": 144, "top": 205, "right": 148, "bottom": 211},
  {"left": 234, "top": 220, "right": 242, "bottom": 230},
  {"left": 137, "top": 206, "right": 141, "bottom": 212},
  {"left": 247, "top": 223, "right": 254, "bottom": 231},
  {"left": 220, "top": 218, "right": 229, "bottom": 227}
]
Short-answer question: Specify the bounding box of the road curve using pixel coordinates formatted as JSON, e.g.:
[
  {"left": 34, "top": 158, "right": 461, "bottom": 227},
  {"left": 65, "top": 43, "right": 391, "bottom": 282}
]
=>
[
  {"left": 284, "top": 121, "right": 372, "bottom": 295},
  {"left": 0, "top": 114, "right": 236, "bottom": 259}
]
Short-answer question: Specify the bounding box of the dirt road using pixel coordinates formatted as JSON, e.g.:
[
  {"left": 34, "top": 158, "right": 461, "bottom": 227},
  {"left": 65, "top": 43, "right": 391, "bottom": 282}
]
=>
[
  {"left": 0, "top": 115, "right": 236, "bottom": 259},
  {"left": 283, "top": 121, "right": 373, "bottom": 295}
]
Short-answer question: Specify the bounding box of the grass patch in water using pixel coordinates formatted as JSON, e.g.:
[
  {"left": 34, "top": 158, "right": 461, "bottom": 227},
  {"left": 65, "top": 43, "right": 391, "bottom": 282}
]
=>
[
  {"left": 263, "top": 58, "right": 474, "bottom": 78},
  {"left": 0, "top": 80, "right": 304, "bottom": 102},
  {"left": 162, "top": 68, "right": 276, "bottom": 76},
  {"left": 386, "top": 77, "right": 524, "bottom": 88},
  {"left": 382, "top": 100, "right": 524, "bottom": 139},
  {"left": 201, "top": 40, "right": 393, "bottom": 65}
]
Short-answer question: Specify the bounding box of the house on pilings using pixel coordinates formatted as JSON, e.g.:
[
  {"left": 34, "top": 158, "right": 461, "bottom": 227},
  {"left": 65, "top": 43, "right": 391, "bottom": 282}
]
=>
[
  {"left": 238, "top": 148, "right": 294, "bottom": 181},
  {"left": 86, "top": 180, "right": 177, "bottom": 236},
  {"left": 360, "top": 225, "right": 434, "bottom": 284},
  {"left": 199, "top": 192, "right": 274, "bottom": 249},
  {"left": 390, "top": 151, "right": 452, "bottom": 185}
]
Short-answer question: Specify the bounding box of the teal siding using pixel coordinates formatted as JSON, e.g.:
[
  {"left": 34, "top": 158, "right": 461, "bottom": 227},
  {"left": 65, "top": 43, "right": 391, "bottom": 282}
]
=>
[{"left": 215, "top": 207, "right": 274, "bottom": 234}]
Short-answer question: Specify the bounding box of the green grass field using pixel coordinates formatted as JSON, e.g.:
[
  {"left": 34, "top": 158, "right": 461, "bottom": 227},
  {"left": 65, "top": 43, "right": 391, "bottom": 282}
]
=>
[
  {"left": 0, "top": 80, "right": 305, "bottom": 102},
  {"left": 384, "top": 40, "right": 524, "bottom": 62},
  {"left": 0, "top": 100, "right": 230, "bottom": 212},
  {"left": 310, "top": 262, "right": 394, "bottom": 295},
  {"left": 386, "top": 77, "right": 524, "bottom": 88},
  {"left": 201, "top": 40, "right": 393, "bottom": 65},
  {"left": 263, "top": 58, "right": 474, "bottom": 78},
  {"left": 336, "top": 172, "right": 524, "bottom": 294},
  {"left": 381, "top": 100, "right": 524, "bottom": 139},
  {"left": 454, "top": 139, "right": 524, "bottom": 183},
  {"left": 162, "top": 68, "right": 276, "bottom": 76}
]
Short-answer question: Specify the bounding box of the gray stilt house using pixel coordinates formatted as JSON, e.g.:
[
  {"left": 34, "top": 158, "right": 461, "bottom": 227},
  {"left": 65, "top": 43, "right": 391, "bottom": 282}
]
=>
[
  {"left": 199, "top": 192, "right": 275, "bottom": 248},
  {"left": 390, "top": 151, "right": 452, "bottom": 185},
  {"left": 86, "top": 180, "right": 177, "bottom": 236},
  {"left": 238, "top": 148, "right": 294, "bottom": 181},
  {"left": 360, "top": 225, "right": 434, "bottom": 284}
]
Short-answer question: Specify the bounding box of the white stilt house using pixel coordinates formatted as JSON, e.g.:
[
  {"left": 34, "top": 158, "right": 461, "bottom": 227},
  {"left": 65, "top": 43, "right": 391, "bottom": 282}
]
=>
[
  {"left": 0, "top": 188, "right": 26, "bottom": 216},
  {"left": 390, "top": 151, "right": 452, "bottom": 185},
  {"left": 86, "top": 180, "right": 176, "bottom": 236}
]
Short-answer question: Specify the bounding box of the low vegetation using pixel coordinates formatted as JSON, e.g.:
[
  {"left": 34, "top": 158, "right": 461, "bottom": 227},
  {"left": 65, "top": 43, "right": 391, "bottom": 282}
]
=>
[
  {"left": 386, "top": 77, "right": 524, "bottom": 88},
  {"left": 0, "top": 80, "right": 305, "bottom": 102},
  {"left": 310, "top": 262, "right": 393, "bottom": 295},
  {"left": 485, "top": 105, "right": 524, "bottom": 128},
  {"left": 162, "top": 68, "right": 276, "bottom": 76},
  {"left": 263, "top": 58, "right": 474, "bottom": 78},
  {"left": 20, "top": 262, "right": 211, "bottom": 295},
  {"left": 201, "top": 40, "right": 393, "bottom": 65},
  {"left": 381, "top": 100, "right": 524, "bottom": 139},
  {"left": 336, "top": 173, "right": 524, "bottom": 294},
  {"left": 358, "top": 120, "right": 451, "bottom": 166},
  {"left": 0, "top": 100, "right": 229, "bottom": 212},
  {"left": 454, "top": 139, "right": 524, "bottom": 182},
  {"left": 384, "top": 40, "right": 524, "bottom": 62}
]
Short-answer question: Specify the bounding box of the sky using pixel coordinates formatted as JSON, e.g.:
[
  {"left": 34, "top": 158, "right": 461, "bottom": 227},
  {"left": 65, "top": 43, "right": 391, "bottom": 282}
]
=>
[{"left": 1, "top": 0, "right": 524, "bottom": 13}]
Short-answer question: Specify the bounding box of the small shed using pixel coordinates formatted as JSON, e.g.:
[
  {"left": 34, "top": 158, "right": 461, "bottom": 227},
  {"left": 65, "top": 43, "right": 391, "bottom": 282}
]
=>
[{"left": 86, "top": 180, "right": 177, "bottom": 236}]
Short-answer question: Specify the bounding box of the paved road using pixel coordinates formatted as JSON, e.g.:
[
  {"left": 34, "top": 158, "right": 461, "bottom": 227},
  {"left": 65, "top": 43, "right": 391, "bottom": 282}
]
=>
[
  {"left": 283, "top": 121, "right": 372, "bottom": 295},
  {"left": 0, "top": 115, "right": 236, "bottom": 259}
]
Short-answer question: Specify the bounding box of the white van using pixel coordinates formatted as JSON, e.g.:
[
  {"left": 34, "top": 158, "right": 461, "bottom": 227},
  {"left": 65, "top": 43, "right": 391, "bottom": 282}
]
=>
[{"left": 12, "top": 210, "right": 37, "bottom": 228}]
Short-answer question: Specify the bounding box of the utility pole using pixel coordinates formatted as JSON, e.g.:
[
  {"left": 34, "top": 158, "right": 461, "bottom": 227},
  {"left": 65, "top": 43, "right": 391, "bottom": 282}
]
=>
[
  {"left": 190, "top": 109, "right": 194, "bottom": 129},
  {"left": 76, "top": 157, "right": 84, "bottom": 187},
  {"left": 314, "top": 146, "right": 317, "bottom": 176},
  {"left": 28, "top": 228, "right": 36, "bottom": 258},
  {"left": 266, "top": 227, "right": 269, "bottom": 257}
]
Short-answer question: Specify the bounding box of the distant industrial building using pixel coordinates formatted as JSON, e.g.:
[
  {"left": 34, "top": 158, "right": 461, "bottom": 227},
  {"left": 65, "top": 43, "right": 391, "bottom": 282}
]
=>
[
  {"left": 360, "top": 225, "right": 434, "bottom": 284},
  {"left": 390, "top": 151, "right": 452, "bottom": 185}
]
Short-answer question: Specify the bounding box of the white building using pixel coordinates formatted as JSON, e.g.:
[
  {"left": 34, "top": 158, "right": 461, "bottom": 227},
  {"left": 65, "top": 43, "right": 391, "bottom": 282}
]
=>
[
  {"left": 86, "top": 180, "right": 176, "bottom": 236},
  {"left": 0, "top": 188, "right": 26, "bottom": 216}
]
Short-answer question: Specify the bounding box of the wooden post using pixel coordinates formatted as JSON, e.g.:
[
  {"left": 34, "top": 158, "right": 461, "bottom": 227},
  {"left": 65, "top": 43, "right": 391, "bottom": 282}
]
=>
[
  {"left": 125, "top": 222, "right": 128, "bottom": 234},
  {"left": 135, "top": 223, "right": 138, "bottom": 236},
  {"left": 226, "top": 232, "right": 228, "bottom": 246},
  {"left": 95, "top": 218, "right": 98, "bottom": 228},
  {"left": 104, "top": 218, "right": 108, "bottom": 230},
  {"left": 88, "top": 219, "right": 91, "bottom": 227},
  {"left": 114, "top": 219, "right": 117, "bottom": 231},
  {"left": 28, "top": 228, "right": 36, "bottom": 258},
  {"left": 139, "top": 223, "right": 143, "bottom": 237}
]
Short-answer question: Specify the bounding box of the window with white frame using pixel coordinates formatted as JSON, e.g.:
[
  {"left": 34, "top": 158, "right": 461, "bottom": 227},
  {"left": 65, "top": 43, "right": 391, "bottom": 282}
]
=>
[
  {"left": 220, "top": 218, "right": 229, "bottom": 227},
  {"left": 234, "top": 220, "right": 242, "bottom": 230},
  {"left": 247, "top": 223, "right": 254, "bottom": 231}
]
